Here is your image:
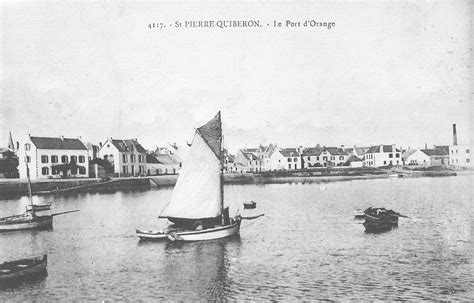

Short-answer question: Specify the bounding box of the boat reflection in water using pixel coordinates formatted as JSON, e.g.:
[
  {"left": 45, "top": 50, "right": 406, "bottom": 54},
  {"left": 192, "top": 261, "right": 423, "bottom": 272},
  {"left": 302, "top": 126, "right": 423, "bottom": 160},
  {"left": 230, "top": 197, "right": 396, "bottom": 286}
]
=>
[{"left": 162, "top": 236, "right": 241, "bottom": 301}]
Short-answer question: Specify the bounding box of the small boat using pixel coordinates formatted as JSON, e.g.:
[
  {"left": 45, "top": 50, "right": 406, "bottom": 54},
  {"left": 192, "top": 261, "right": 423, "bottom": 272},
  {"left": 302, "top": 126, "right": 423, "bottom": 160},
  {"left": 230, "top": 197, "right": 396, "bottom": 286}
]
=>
[
  {"left": 362, "top": 207, "right": 405, "bottom": 233},
  {"left": 26, "top": 202, "right": 52, "bottom": 212},
  {"left": 0, "top": 255, "right": 47, "bottom": 284},
  {"left": 137, "top": 112, "right": 261, "bottom": 242},
  {"left": 243, "top": 201, "right": 257, "bottom": 209}
]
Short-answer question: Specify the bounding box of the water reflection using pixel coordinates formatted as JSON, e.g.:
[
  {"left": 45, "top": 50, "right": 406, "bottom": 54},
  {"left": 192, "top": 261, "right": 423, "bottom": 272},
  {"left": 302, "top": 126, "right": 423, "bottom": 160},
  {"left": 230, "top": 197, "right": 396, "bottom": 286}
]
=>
[{"left": 162, "top": 236, "right": 241, "bottom": 301}]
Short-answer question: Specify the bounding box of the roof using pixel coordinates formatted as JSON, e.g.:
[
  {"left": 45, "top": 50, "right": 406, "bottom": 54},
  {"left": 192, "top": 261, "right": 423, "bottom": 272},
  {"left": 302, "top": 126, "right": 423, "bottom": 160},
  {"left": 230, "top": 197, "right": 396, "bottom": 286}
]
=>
[
  {"left": 421, "top": 149, "right": 448, "bottom": 156},
  {"left": 280, "top": 148, "right": 300, "bottom": 157},
  {"left": 242, "top": 151, "right": 259, "bottom": 161},
  {"left": 30, "top": 136, "right": 87, "bottom": 150},
  {"left": 402, "top": 149, "right": 417, "bottom": 159},
  {"left": 89, "top": 158, "right": 112, "bottom": 168},
  {"left": 110, "top": 139, "right": 146, "bottom": 153},
  {"left": 324, "top": 147, "right": 348, "bottom": 156},
  {"left": 147, "top": 153, "right": 179, "bottom": 165},
  {"left": 302, "top": 147, "right": 323, "bottom": 156},
  {"left": 366, "top": 145, "right": 401, "bottom": 154}
]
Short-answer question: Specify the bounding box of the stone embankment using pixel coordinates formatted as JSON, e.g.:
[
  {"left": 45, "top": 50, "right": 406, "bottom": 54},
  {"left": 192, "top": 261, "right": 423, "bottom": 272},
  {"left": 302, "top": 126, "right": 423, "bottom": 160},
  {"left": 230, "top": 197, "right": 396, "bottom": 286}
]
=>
[{"left": 0, "top": 166, "right": 467, "bottom": 198}]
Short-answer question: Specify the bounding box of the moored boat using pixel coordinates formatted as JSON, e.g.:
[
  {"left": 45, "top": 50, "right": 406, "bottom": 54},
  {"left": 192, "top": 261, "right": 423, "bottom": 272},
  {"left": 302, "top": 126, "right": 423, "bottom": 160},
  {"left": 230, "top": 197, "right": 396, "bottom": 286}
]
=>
[
  {"left": 0, "top": 255, "right": 47, "bottom": 284},
  {"left": 0, "top": 213, "right": 53, "bottom": 232},
  {"left": 137, "top": 112, "right": 257, "bottom": 242},
  {"left": 243, "top": 201, "right": 257, "bottom": 209},
  {"left": 26, "top": 202, "right": 52, "bottom": 212}
]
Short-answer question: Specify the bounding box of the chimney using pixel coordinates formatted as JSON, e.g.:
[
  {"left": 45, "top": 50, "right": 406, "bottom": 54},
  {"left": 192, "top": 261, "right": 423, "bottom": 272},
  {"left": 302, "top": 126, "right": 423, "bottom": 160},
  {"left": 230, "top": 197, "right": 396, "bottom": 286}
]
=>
[
  {"left": 379, "top": 145, "right": 383, "bottom": 153},
  {"left": 452, "top": 124, "right": 457, "bottom": 146},
  {"left": 424, "top": 143, "right": 427, "bottom": 149},
  {"left": 99, "top": 142, "right": 103, "bottom": 148}
]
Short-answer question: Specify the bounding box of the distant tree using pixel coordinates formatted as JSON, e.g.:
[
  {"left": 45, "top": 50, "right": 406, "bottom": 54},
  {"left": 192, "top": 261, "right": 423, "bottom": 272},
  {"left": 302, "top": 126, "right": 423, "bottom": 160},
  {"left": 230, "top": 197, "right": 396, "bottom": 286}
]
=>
[{"left": 0, "top": 151, "right": 19, "bottom": 178}]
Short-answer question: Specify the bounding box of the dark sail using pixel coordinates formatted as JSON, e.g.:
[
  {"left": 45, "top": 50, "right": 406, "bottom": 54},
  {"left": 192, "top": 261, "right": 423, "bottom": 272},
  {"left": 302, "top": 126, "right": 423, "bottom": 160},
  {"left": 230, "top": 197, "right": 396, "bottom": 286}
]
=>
[{"left": 197, "top": 111, "right": 222, "bottom": 160}]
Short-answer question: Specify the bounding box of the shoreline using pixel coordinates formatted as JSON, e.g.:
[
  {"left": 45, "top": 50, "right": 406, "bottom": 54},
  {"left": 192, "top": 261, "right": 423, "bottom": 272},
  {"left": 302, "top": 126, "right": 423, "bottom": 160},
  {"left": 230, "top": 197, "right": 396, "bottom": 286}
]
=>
[{"left": 0, "top": 167, "right": 470, "bottom": 199}]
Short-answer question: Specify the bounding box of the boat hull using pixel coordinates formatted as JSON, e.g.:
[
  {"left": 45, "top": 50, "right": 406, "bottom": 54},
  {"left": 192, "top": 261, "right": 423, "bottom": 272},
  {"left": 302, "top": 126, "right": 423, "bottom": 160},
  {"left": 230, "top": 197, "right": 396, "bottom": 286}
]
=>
[
  {"left": 243, "top": 202, "right": 256, "bottom": 209},
  {"left": 137, "top": 220, "right": 241, "bottom": 242},
  {"left": 136, "top": 229, "right": 169, "bottom": 240},
  {"left": 0, "top": 216, "right": 53, "bottom": 232},
  {"left": 0, "top": 255, "right": 47, "bottom": 283},
  {"left": 173, "top": 221, "right": 241, "bottom": 241}
]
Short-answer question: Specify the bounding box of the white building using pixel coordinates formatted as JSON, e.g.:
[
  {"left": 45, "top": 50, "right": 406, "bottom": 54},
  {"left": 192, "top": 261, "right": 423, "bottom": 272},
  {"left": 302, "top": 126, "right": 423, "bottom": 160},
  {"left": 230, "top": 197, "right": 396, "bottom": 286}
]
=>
[
  {"left": 97, "top": 138, "right": 147, "bottom": 177},
  {"left": 18, "top": 135, "right": 89, "bottom": 179},
  {"left": 449, "top": 144, "right": 472, "bottom": 167},
  {"left": 406, "top": 149, "right": 449, "bottom": 166},
  {"left": 268, "top": 148, "right": 301, "bottom": 170},
  {"left": 364, "top": 145, "right": 402, "bottom": 167},
  {"left": 146, "top": 153, "right": 181, "bottom": 175},
  {"left": 302, "top": 146, "right": 349, "bottom": 168},
  {"left": 234, "top": 150, "right": 262, "bottom": 173}
]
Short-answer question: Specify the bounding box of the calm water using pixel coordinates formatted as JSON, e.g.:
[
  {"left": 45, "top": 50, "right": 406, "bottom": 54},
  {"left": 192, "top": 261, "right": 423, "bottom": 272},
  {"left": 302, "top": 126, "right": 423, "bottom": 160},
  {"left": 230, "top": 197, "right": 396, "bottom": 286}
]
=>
[{"left": 0, "top": 175, "right": 472, "bottom": 301}]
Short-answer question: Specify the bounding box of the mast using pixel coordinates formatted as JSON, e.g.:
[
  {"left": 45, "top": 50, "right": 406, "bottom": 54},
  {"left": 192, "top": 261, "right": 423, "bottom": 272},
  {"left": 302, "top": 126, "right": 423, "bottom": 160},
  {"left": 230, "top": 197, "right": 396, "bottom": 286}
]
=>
[
  {"left": 220, "top": 131, "right": 225, "bottom": 225},
  {"left": 25, "top": 155, "right": 35, "bottom": 216}
]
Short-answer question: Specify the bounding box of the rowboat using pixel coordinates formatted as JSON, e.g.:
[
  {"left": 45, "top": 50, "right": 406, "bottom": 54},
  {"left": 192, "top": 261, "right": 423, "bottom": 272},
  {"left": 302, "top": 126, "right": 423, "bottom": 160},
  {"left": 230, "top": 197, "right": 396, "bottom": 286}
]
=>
[
  {"left": 362, "top": 207, "right": 406, "bottom": 233},
  {"left": 137, "top": 112, "right": 261, "bottom": 242},
  {"left": 0, "top": 255, "right": 47, "bottom": 284},
  {"left": 243, "top": 201, "right": 257, "bottom": 209}
]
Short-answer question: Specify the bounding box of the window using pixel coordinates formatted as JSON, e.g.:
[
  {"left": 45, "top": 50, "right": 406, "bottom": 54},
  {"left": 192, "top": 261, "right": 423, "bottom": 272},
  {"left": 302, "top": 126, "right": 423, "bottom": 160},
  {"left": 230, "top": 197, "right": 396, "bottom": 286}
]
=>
[
  {"left": 61, "top": 155, "right": 68, "bottom": 163},
  {"left": 466, "top": 159, "right": 470, "bottom": 163},
  {"left": 71, "top": 167, "right": 78, "bottom": 175},
  {"left": 323, "top": 156, "right": 327, "bottom": 161},
  {"left": 288, "top": 164, "right": 291, "bottom": 169},
  {"left": 288, "top": 158, "right": 291, "bottom": 162},
  {"left": 466, "top": 149, "right": 470, "bottom": 154},
  {"left": 139, "top": 155, "right": 143, "bottom": 162},
  {"left": 294, "top": 158, "right": 298, "bottom": 162},
  {"left": 396, "top": 153, "right": 400, "bottom": 158},
  {"left": 79, "top": 155, "right": 85, "bottom": 163},
  {"left": 331, "top": 156, "right": 335, "bottom": 160},
  {"left": 389, "top": 153, "right": 393, "bottom": 158},
  {"left": 123, "top": 155, "right": 127, "bottom": 163},
  {"left": 51, "top": 155, "right": 58, "bottom": 163},
  {"left": 70, "top": 155, "right": 77, "bottom": 163},
  {"left": 384, "top": 161, "right": 387, "bottom": 165},
  {"left": 42, "top": 167, "right": 49, "bottom": 175},
  {"left": 123, "top": 166, "right": 128, "bottom": 173},
  {"left": 41, "top": 155, "right": 48, "bottom": 163},
  {"left": 104, "top": 155, "right": 108, "bottom": 160},
  {"left": 307, "top": 156, "right": 310, "bottom": 161},
  {"left": 339, "top": 156, "right": 344, "bottom": 160},
  {"left": 316, "top": 157, "right": 319, "bottom": 161},
  {"left": 131, "top": 155, "right": 135, "bottom": 162},
  {"left": 79, "top": 167, "right": 86, "bottom": 174},
  {"left": 25, "top": 143, "right": 31, "bottom": 151}
]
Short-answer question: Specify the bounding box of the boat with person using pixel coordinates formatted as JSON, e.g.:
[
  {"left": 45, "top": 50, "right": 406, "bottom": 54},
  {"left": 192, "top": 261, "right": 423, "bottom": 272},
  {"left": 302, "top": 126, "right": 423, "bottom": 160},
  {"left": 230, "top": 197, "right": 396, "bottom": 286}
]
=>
[
  {"left": 362, "top": 207, "right": 408, "bottom": 233},
  {"left": 0, "top": 157, "right": 78, "bottom": 232},
  {"left": 0, "top": 254, "right": 47, "bottom": 285},
  {"left": 136, "top": 111, "right": 262, "bottom": 242}
]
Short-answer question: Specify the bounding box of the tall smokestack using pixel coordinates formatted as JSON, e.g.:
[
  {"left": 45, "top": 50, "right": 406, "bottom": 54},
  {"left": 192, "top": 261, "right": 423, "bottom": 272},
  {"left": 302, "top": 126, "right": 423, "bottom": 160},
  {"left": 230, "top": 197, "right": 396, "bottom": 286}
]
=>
[{"left": 453, "top": 124, "right": 457, "bottom": 146}]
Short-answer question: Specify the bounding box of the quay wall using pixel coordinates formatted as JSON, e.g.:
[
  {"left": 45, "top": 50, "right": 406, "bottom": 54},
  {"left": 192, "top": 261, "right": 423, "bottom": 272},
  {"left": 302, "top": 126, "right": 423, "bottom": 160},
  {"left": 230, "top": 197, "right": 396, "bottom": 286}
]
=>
[{"left": 0, "top": 167, "right": 465, "bottom": 198}]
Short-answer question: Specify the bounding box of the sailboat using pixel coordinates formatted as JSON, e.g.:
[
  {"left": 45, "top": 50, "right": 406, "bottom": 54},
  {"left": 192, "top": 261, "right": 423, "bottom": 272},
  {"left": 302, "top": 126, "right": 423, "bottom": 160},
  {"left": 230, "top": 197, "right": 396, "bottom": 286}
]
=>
[
  {"left": 136, "top": 111, "right": 243, "bottom": 241},
  {"left": 0, "top": 156, "right": 78, "bottom": 232}
]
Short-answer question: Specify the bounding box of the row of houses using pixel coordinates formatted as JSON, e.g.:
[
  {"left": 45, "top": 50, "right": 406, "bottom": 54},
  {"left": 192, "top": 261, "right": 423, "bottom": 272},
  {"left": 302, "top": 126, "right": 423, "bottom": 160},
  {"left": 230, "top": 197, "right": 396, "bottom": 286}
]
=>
[
  {"left": 11, "top": 134, "right": 182, "bottom": 180},
  {"left": 226, "top": 142, "right": 471, "bottom": 173}
]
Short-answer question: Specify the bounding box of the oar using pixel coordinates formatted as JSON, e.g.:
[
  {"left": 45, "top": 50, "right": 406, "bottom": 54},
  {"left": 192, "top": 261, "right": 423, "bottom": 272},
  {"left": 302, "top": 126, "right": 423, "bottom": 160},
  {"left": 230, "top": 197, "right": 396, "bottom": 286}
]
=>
[
  {"left": 241, "top": 214, "right": 264, "bottom": 220},
  {"left": 52, "top": 210, "right": 80, "bottom": 216},
  {"left": 395, "top": 212, "right": 410, "bottom": 218}
]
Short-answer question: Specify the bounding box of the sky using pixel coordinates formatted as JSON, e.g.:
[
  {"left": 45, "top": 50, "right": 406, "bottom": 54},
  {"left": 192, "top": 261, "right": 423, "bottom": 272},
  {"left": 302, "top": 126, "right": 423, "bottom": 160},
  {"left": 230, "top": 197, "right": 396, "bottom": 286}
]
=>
[{"left": 0, "top": 1, "right": 472, "bottom": 153}]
